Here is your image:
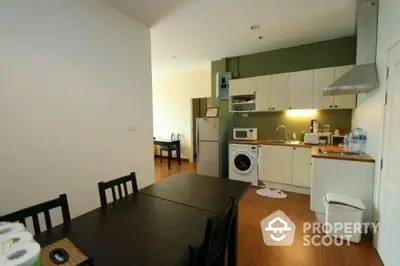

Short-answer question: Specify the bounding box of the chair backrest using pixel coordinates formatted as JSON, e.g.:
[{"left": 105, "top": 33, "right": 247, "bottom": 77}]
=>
[
  {"left": 97, "top": 172, "right": 138, "bottom": 208},
  {"left": 0, "top": 194, "right": 71, "bottom": 235},
  {"left": 171, "top": 133, "right": 180, "bottom": 141},
  {"left": 198, "top": 196, "right": 236, "bottom": 266}
]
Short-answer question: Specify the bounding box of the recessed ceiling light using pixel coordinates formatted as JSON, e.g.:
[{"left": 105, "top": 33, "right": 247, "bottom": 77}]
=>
[
  {"left": 250, "top": 25, "right": 260, "bottom": 30},
  {"left": 172, "top": 55, "right": 178, "bottom": 59}
]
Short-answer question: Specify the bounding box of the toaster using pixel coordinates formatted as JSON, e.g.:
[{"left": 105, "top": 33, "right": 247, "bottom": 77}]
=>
[{"left": 304, "top": 133, "right": 319, "bottom": 144}]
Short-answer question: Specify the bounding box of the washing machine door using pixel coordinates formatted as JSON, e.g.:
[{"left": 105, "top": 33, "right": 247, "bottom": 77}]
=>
[{"left": 232, "top": 151, "right": 254, "bottom": 174}]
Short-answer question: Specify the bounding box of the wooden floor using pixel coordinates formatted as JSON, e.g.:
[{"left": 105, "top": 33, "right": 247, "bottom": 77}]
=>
[{"left": 154, "top": 159, "right": 383, "bottom": 266}]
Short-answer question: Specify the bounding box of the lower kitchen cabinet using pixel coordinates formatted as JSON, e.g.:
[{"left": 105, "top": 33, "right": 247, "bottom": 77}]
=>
[
  {"left": 259, "top": 145, "right": 311, "bottom": 188},
  {"left": 292, "top": 147, "right": 312, "bottom": 187},
  {"left": 258, "top": 145, "right": 293, "bottom": 184}
]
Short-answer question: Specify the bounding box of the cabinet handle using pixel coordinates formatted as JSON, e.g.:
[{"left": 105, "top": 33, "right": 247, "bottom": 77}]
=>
[
  {"left": 335, "top": 105, "right": 338, "bottom": 108},
  {"left": 293, "top": 147, "right": 296, "bottom": 150},
  {"left": 273, "top": 108, "right": 275, "bottom": 110},
  {"left": 289, "top": 107, "right": 292, "bottom": 110},
  {"left": 330, "top": 105, "right": 333, "bottom": 108}
]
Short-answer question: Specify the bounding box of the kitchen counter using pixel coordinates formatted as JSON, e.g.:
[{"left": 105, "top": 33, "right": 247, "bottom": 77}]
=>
[
  {"left": 229, "top": 140, "right": 375, "bottom": 163},
  {"left": 229, "top": 139, "right": 317, "bottom": 147},
  {"left": 311, "top": 145, "right": 375, "bottom": 163}
]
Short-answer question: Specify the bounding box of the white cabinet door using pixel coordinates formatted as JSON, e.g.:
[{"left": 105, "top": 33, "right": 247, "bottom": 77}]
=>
[
  {"left": 271, "top": 73, "right": 290, "bottom": 111},
  {"left": 229, "top": 77, "right": 257, "bottom": 96},
  {"left": 292, "top": 147, "right": 311, "bottom": 188},
  {"left": 256, "top": 75, "right": 272, "bottom": 111},
  {"left": 258, "top": 145, "right": 293, "bottom": 184},
  {"left": 313, "top": 68, "right": 335, "bottom": 109},
  {"left": 289, "top": 70, "right": 314, "bottom": 109},
  {"left": 333, "top": 65, "right": 356, "bottom": 109}
]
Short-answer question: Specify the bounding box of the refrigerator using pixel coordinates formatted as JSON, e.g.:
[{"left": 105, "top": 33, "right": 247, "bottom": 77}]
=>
[{"left": 196, "top": 117, "right": 228, "bottom": 178}]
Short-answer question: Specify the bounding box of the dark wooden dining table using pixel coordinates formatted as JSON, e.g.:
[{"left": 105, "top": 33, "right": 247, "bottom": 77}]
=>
[
  {"left": 35, "top": 173, "right": 250, "bottom": 266},
  {"left": 140, "top": 173, "right": 251, "bottom": 266},
  {"left": 35, "top": 193, "right": 212, "bottom": 266},
  {"left": 154, "top": 138, "right": 181, "bottom": 169}
]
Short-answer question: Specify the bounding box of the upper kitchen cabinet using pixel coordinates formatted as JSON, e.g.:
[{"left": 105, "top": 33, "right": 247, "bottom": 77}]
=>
[
  {"left": 289, "top": 70, "right": 314, "bottom": 109},
  {"left": 271, "top": 73, "right": 290, "bottom": 111},
  {"left": 256, "top": 75, "right": 272, "bottom": 111},
  {"left": 333, "top": 65, "right": 356, "bottom": 109},
  {"left": 229, "top": 77, "right": 257, "bottom": 96},
  {"left": 313, "top": 68, "right": 335, "bottom": 109}
]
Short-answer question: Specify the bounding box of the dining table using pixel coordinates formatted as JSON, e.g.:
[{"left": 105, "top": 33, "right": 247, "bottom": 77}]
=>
[
  {"left": 153, "top": 138, "right": 181, "bottom": 169},
  {"left": 35, "top": 173, "right": 250, "bottom": 266},
  {"left": 140, "top": 173, "right": 251, "bottom": 266}
]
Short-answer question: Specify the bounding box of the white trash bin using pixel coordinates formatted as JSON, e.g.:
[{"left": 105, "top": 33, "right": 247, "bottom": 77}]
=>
[{"left": 324, "top": 193, "right": 366, "bottom": 243}]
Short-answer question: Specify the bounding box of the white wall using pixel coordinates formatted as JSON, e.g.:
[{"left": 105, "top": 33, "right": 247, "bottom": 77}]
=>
[
  {"left": 352, "top": 0, "right": 400, "bottom": 255},
  {"left": 152, "top": 68, "right": 212, "bottom": 161},
  {"left": 0, "top": 0, "right": 154, "bottom": 225}
]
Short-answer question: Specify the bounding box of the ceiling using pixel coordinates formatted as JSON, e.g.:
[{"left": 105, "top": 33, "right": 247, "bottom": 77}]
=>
[{"left": 103, "top": 0, "right": 358, "bottom": 77}]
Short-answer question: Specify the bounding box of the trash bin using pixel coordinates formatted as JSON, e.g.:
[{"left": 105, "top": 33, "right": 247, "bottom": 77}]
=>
[{"left": 324, "top": 193, "right": 366, "bottom": 243}]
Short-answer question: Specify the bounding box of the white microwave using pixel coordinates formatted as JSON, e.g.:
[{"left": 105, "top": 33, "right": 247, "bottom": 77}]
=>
[{"left": 233, "top": 128, "right": 258, "bottom": 140}]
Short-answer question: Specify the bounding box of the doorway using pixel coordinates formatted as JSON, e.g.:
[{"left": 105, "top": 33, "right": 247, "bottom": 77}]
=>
[{"left": 192, "top": 98, "right": 211, "bottom": 160}]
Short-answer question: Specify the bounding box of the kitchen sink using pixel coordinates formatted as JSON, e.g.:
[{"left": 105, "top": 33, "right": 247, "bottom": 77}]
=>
[
  {"left": 265, "top": 140, "right": 286, "bottom": 144},
  {"left": 320, "top": 150, "right": 362, "bottom": 156}
]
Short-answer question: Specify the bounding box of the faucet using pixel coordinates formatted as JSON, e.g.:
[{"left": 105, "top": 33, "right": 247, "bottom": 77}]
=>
[{"left": 276, "top": 125, "right": 287, "bottom": 140}]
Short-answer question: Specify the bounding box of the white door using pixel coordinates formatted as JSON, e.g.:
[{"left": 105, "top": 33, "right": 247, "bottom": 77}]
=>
[
  {"left": 258, "top": 145, "right": 293, "bottom": 184},
  {"left": 313, "top": 68, "right": 335, "bottom": 109},
  {"left": 197, "top": 118, "right": 218, "bottom": 141},
  {"left": 333, "top": 65, "right": 357, "bottom": 109},
  {"left": 229, "top": 77, "right": 257, "bottom": 96},
  {"left": 271, "top": 73, "right": 290, "bottom": 111},
  {"left": 256, "top": 75, "right": 272, "bottom": 111},
  {"left": 378, "top": 41, "right": 400, "bottom": 266},
  {"left": 289, "top": 70, "right": 314, "bottom": 109},
  {"left": 291, "top": 147, "right": 312, "bottom": 188},
  {"left": 197, "top": 141, "right": 219, "bottom": 177}
]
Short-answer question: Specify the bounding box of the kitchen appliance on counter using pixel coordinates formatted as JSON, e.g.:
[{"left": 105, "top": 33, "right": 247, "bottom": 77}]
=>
[
  {"left": 331, "top": 135, "right": 345, "bottom": 145},
  {"left": 304, "top": 133, "right": 319, "bottom": 144},
  {"left": 233, "top": 128, "right": 258, "bottom": 140},
  {"left": 196, "top": 117, "right": 227, "bottom": 178},
  {"left": 229, "top": 144, "right": 259, "bottom": 186}
]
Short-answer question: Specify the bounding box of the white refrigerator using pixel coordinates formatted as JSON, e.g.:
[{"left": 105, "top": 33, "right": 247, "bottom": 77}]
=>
[{"left": 196, "top": 117, "right": 227, "bottom": 178}]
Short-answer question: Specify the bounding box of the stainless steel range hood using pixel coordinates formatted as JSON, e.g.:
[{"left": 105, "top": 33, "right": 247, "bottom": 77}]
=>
[{"left": 324, "top": 0, "right": 379, "bottom": 96}]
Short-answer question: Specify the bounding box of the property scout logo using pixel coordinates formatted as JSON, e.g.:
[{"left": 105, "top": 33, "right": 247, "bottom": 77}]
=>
[
  {"left": 260, "top": 210, "right": 379, "bottom": 247},
  {"left": 260, "top": 210, "right": 296, "bottom": 246}
]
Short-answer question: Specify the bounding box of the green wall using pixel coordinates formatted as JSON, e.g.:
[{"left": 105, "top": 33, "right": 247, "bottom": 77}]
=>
[{"left": 211, "top": 36, "right": 357, "bottom": 139}]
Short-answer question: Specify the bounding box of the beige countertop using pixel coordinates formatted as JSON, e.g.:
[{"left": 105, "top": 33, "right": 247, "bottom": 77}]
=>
[{"left": 229, "top": 140, "right": 375, "bottom": 163}]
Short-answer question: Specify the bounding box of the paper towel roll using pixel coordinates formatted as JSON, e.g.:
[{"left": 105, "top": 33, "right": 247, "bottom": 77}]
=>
[
  {"left": 2, "top": 241, "right": 41, "bottom": 266},
  {"left": 0, "top": 231, "right": 34, "bottom": 255},
  {"left": 0, "top": 223, "right": 25, "bottom": 239}
]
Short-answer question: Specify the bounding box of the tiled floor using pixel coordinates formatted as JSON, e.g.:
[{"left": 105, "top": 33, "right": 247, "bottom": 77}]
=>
[{"left": 154, "top": 159, "right": 383, "bottom": 266}]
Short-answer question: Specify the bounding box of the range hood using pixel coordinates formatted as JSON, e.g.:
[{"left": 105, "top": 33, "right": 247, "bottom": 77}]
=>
[{"left": 324, "top": 0, "right": 379, "bottom": 96}]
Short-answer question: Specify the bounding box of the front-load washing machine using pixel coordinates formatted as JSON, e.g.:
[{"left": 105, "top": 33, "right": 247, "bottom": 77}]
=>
[{"left": 229, "top": 144, "right": 258, "bottom": 186}]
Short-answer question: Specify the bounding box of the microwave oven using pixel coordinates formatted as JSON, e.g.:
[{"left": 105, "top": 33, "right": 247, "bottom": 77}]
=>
[{"left": 233, "top": 128, "right": 258, "bottom": 140}]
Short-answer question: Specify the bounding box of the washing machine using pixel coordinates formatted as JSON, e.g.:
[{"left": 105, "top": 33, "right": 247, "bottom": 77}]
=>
[{"left": 229, "top": 144, "right": 258, "bottom": 186}]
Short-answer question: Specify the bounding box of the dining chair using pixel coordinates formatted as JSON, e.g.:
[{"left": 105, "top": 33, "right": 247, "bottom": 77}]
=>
[
  {"left": 97, "top": 172, "right": 138, "bottom": 208},
  {"left": 197, "top": 196, "right": 236, "bottom": 266},
  {"left": 0, "top": 194, "right": 71, "bottom": 235},
  {"left": 160, "top": 133, "right": 180, "bottom": 162}
]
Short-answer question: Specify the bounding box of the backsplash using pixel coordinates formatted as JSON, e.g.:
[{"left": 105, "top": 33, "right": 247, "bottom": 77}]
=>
[{"left": 233, "top": 109, "right": 352, "bottom": 139}]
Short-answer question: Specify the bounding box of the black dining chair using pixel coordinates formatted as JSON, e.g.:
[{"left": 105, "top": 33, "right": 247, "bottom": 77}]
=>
[
  {"left": 97, "top": 172, "right": 138, "bottom": 208},
  {"left": 0, "top": 194, "right": 71, "bottom": 235},
  {"left": 196, "top": 196, "right": 236, "bottom": 266},
  {"left": 160, "top": 133, "right": 180, "bottom": 162}
]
